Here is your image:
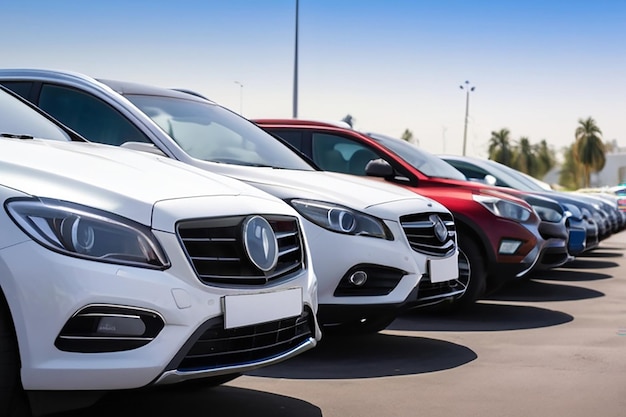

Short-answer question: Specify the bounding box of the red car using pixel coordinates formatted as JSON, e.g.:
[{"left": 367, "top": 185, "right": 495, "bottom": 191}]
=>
[{"left": 255, "top": 119, "right": 553, "bottom": 306}]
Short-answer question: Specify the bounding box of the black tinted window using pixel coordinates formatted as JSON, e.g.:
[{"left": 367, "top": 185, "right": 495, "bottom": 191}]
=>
[
  {"left": 39, "top": 84, "right": 150, "bottom": 146},
  {"left": 0, "top": 81, "right": 32, "bottom": 100}
]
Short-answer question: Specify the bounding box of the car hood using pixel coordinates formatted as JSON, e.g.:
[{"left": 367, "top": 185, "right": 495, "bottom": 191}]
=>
[
  {"left": 190, "top": 161, "right": 445, "bottom": 214},
  {"left": 1, "top": 139, "right": 281, "bottom": 225}
]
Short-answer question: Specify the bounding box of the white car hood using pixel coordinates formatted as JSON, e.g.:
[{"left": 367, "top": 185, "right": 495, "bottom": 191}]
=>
[
  {"left": 1, "top": 139, "right": 281, "bottom": 225},
  {"left": 192, "top": 161, "right": 442, "bottom": 214}
]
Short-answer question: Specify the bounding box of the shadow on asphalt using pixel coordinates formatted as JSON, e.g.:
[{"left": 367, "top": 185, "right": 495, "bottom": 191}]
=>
[
  {"left": 576, "top": 250, "right": 623, "bottom": 259},
  {"left": 487, "top": 277, "right": 606, "bottom": 302},
  {"left": 247, "top": 332, "right": 476, "bottom": 379},
  {"left": 529, "top": 268, "right": 613, "bottom": 282},
  {"left": 389, "top": 301, "right": 573, "bottom": 332},
  {"left": 54, "top": 385, "right": 322, "bottom": 417},
  {"left": 563, "top": 258, "right": 620, "bottom": 269}
]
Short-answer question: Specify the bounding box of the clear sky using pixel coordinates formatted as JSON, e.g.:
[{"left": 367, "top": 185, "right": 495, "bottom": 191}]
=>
[{"left": 4, "top": 0, "right": 625, "bottom": 158}]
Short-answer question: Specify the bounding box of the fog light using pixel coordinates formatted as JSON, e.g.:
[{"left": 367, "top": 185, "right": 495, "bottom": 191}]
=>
[
  {"left": 499, "top": 239, "right": 522, "bottom": 255},
  {"left": 97, "top": 316, "right": 146, "bottom": 336},
  {"left": 349, "top": 271, "right": 368, "bottom": 286}
]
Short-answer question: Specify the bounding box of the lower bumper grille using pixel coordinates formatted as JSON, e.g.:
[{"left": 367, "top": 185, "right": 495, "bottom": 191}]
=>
[{"left": 168, "top": 307, "right": 315, "bottom": 372}]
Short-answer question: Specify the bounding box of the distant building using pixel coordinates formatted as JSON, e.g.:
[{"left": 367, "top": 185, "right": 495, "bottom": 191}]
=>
[{"left": 595, "top": 152, "right": 626, "bottom": 186}]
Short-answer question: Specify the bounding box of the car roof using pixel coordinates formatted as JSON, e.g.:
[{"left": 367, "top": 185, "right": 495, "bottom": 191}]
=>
[{"left": 254, "top": 118, "right": 352, "bottom": 129}]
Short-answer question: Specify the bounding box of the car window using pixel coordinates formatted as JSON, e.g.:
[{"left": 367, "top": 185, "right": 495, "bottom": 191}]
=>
[
  {"left": 445, "top": 160, "right": 493, "bottom": 183},
  {"left": 0, "top": 81, "right": 32, "bottom": 100},
  {"left": 367, "top": 132, "right": 467, "bottom": 180},
  {"left": 126, "top": 94, "right": 315, "bottom": 170},
  {"left": 269, "top": 129, "right": 305, "bottom": 151},
  {"left": 0, "top": 87, "right": 73, "bottom": 141},
  {"left": 38, "top": 84, "right": 150, "bottom": 146},
  {"left": 311, "top": 133, "right": 379, "bottom": 175}
]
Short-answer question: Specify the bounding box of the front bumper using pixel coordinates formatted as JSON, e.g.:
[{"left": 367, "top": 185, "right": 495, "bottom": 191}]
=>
[{"left": 2, "top": 235, "right": 319, "bottom": 392}]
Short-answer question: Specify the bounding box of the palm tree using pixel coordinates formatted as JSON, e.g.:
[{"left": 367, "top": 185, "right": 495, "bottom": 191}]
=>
[
  {"left": 512, "top": 136, "right": 536, "bottom": 174},
  {"left": 534, "top": 139, "right": 556, "bottom": 179},
  {"left": 341, "top": 114, "right": 355, "bottom": 128},
  {"left": 488, "top": 128, "right": 513, "bottom": 165},
  {"left": 559, "top": 145, "right": 585, "bottom": 190},
  {"left": 574, "top": 117, "right": 605, "bottom": 188},
  {"left": 401, "top": 129, "right": 417, "bottom": 144}
]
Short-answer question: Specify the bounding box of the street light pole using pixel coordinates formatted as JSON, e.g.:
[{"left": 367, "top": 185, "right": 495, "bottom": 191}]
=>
[
  {"left": 460, "top": 80, "right": 475, "bottom": 156},
  {"left": 292, "top": 0, "right": 299, "bottom": 118},
  {"left": 234, "top": 81, "right": 244, "bottom": 115}
]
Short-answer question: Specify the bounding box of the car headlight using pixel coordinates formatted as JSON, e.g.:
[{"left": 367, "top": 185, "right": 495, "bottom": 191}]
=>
[
  {"left": 532, "top": 205, "right": 563, "bottom": 222},
  {"left": 5, "top": 197, "right": 169, "bottom": 269},
  {"left": 289, "top": 199, "right": 393, "bottom": 239},
  {"left": 473, "top": 194, "right": 532, "bottom": 222}
]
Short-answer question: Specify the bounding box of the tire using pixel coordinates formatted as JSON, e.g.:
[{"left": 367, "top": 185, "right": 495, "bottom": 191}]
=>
[
  {"left": 0, "top": 290, "right": 31, "bottom": 417},
  {"left": 452, "top": 233, "right": 487, "bottom": 308}
]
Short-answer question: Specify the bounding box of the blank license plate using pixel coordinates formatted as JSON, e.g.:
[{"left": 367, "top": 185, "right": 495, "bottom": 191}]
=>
[{"left": 223, "top": 287, "right": 303, "bottom": 329}]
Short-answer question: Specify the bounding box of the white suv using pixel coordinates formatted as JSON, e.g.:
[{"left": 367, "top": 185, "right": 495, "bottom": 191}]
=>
[
  {"left": 0, "top": 69, "right": 464, "bottom": 336},
  {"left": 0, "top": 87, "right": 321, "bottom": 416}
]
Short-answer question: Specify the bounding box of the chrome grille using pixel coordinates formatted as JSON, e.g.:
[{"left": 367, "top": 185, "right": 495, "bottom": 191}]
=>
[
  {"left": 400, "top": 212, "right": 456, "bottom": 256},
  {"left": 177, "top": 215, "right": 305, "bottom": 286}
]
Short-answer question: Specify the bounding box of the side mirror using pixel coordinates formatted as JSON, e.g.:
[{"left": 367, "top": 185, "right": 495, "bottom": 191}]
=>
[
  {"left": 484, "top": 174, "right": 497, "bottom": 186},
  {"left": 365, "top": 158, "right": 394, "bottom": 177},
  {"left": 121, "top": 141, "right": 167, "bottom": 157}
]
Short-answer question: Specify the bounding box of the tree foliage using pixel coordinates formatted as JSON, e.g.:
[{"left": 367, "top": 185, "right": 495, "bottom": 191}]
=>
[
  {"left": 488, "top": 128, "right": 514, "bottom": 166},
  {"left": 341, "top": 114, "right": 355, "bottom": 128},
  {"left": 559, "top": 145, "right": 585, "bottom": 190},
  {"left": 574, "top": 116, "right": 605, "bottom": 188},
  {"left": 401, "top": 129, "right": 415, "bottom": 143}
]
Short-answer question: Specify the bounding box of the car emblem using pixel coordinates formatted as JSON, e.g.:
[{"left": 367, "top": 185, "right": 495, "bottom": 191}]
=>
[
  {"left": 243, "top": 215, "right": 279, "bottom": 272},
  {"left": 430, "top": 214, "right": 448, "bottom": 242}
]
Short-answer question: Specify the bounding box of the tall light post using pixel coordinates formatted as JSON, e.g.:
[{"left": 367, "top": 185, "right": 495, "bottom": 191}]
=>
[
  {"left": 460, "top": 80, "right": 475, "bottom": 156},
  {"left": 292, "top": 0, "right": 299, "bottom": 118},
  {"left": 234, "top": 81, "right": 244, "bottom": 115}
]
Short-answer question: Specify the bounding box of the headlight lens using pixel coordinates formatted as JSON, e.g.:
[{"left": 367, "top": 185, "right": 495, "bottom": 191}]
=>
[
  {"left": 532, "top": 205, "right": 563, "bottom": 222},
  {"left": 289, "top": 199, "right": 393, "bottom": 239},
  {"left": 5, "top": 197, "right": 169, "bottom": 269},
  {"left": 473, "top": 194, "right": 532, "bottom": 222}
]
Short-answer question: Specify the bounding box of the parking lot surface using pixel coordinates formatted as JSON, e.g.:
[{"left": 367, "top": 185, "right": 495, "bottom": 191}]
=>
[{"left": 56, "top": 232, "right": 626, "bottom": 417}]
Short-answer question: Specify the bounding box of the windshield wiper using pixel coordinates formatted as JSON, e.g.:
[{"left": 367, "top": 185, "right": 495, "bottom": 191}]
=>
[{"left": 1, "top": 133, "right": 34, "bottom": 139}]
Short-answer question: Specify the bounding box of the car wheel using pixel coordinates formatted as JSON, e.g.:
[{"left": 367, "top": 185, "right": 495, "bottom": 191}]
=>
[
  {"left": 453, "top": 233, "right": 487, "bottom": 307},
  {"left": 0, "top": 290, "right": 31, "bottom": 417}
]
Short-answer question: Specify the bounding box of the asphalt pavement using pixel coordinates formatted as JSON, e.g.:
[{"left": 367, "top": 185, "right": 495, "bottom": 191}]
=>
[{"left": 55, "top": 231, "right": 626, "bottom": 417}]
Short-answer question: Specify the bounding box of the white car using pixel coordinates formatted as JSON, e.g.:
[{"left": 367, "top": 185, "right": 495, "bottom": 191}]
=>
[
  {"left": 0, "top": 69, "right": 464, "bottom": 334},
  {"left": 0, "top": 87, "right": 321, "bottom": 417}
]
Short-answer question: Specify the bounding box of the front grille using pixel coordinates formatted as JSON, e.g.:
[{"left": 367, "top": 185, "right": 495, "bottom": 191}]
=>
[
  {"left": 400, "top": 212, "right": 456, "bottom": 256},
  {"left": 170, "top": 307, "right": 315, "bottom": 372},
  {"left": 415, "top": 276, "right": 465, "bottom": 306},
  {"left": 177, "top": 215, "right": 304, "bottom": 286}
]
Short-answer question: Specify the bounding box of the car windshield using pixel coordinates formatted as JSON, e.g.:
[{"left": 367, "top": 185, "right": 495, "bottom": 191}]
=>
[
  {"left": 483, "top": 160, "right": 547, "bottom": 192},
  {"left": 125, "top": 94, "right": 315, "bottom": 170},
  {"left": 0, "top": 88, "right": 72, "bottom": 142},
  {"left": 366, "top": 132, "right": 467, "bottom": 180}
]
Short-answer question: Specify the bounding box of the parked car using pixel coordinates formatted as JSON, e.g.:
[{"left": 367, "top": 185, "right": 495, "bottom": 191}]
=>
[
  {"left": 438, "top": 154, "right": 593, "bottom": 256},
  {"left": 0, "top": 86, "right": 321, "bottom": 416},
  {"left": 439, "top": 154, "right": 604, "bottom": 252},
  {"left": 0, "top": 69, "right": 464, "bottom": 334},
  {"left": 252, "top": 119, "right": 573, "bottom": 305}
]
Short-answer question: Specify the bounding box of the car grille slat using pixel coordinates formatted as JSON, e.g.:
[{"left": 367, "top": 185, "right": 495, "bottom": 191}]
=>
[
  {"left": 175, "top": 307, "right": 315, "bottom": 371},
  {"left": 177, "top": 215, "right": 305, "bottom": 286},
  {"left": 400, "top": 213, "right": 457, "bottom": 257}
]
